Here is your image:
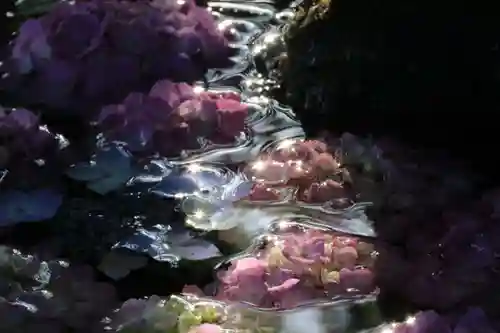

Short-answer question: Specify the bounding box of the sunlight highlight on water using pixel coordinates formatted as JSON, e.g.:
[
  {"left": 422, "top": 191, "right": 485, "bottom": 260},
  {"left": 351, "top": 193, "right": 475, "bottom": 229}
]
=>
[{"left": 127, "top": 1, "right": 376, "bottom": 257}]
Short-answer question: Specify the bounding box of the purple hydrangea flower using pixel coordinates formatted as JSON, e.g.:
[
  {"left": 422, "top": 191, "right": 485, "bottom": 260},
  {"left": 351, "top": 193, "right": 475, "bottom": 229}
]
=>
[
  {"left": 0, "top": 107, "right": 65, "bottom": 225},
  {"left": 4, "top": 0, "right": 232, "bottom": 114},
  {"left": 97, "top": 80, "right": 248, "bottom": 155},
  {"left": 0, "top": 107, "right": 58, "bottom": 168}
]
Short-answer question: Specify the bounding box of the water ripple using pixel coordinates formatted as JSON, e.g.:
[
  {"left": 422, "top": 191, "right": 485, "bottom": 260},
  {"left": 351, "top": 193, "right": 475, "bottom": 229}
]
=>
[{"left": 126, "top": 0, "right": 377, "bottom": 312}]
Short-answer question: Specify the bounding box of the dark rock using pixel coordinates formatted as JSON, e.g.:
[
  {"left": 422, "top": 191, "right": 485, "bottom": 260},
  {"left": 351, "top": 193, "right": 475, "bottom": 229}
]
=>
[
  {"left": 0, "top": 1, "right": 16, "bottom": 47},
  {"left": 280, "top": 0, "right": 500, "bottom": 178}
]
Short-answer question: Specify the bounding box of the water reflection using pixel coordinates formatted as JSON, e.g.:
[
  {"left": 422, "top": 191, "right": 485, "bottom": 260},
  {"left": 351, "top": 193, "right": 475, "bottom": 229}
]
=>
[
  {"left": 212, "top": 220, "right": 377, "bottom": 309},
  {"left": 1, "top": 0, "right": 381, "bottom": 324},
  {"left": 183, "top": 199, "right": 373, "bottom": 243},
  {"left": 126, "top": 0, "right": 374, "bottom": 271}
]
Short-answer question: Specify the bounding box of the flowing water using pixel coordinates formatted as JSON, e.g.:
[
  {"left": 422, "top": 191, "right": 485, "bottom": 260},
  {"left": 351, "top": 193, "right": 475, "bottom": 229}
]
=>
[
  {"left": 115, "top": 0, "right": 379, "bottom": 318},
  {"left": 122, "top": 0, "right": 376, "bottom": 258},
  {"left": 0, "top": 0, "right": 395, "bottom": 332},
  {"left": 3, "top": 1, "right": 500, "bottom": 332}
]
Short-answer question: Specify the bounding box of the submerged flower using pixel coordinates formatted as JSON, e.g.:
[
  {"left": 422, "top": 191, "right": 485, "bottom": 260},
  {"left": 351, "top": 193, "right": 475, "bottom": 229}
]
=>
[
  {"left": 4, "top": 0, "right": 231, "bottom": 113},
  {"left": 215, "top": 225, "right": 376, "bottom": 309},
  {"left": 98, "top": 80, "right": 248, "bottom": 155},
  {"left": 244, "top": 139, "right": 354, "bottom": 207}
]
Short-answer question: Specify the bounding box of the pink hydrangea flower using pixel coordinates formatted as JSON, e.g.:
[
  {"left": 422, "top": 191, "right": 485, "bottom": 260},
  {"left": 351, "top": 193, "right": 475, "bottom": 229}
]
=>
[
  {"left": 215, "top": 226, "right": 376, "bottom": 309},
  {"left": 98, "top": 80, "right": 248, "bottom": 155},
  {"left": 243, "top": 140, "right": 353, "bottom": 206}
]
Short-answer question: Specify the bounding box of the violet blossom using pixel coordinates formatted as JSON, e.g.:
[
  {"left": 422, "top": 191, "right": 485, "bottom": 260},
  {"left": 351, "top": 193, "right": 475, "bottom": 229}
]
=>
[
  {"left": 0, "top": 106, "right": 59, "bottom": 168},
  {"left": 4, "top": 0, "right": 232, "bottom": 113},
  {"left": 98, "top": 80, "right": 248, "bottom": 155}
]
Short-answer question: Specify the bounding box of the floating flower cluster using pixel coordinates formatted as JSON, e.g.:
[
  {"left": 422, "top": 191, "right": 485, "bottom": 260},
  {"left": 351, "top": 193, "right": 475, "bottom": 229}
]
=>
[
  {"left": 242, "top": 134, "right": 500, "bottom": 321},
  {"left": 171, "top": 137, "right": 375, "bottom": 237},
  {"left": 244, "top": 139, "right": 353, "bottom": 207},
  {"left": 0, "top": 245, "right": 117, "bottom": 332},
  {"left": 4, "top": 0, "right": 231, "bottom": 113},
  {"left": 215, "top": 223, "right": 376, "bottom": 309},
  {"left": 98, "top": 80, "right": 248, "bottom": 155}
]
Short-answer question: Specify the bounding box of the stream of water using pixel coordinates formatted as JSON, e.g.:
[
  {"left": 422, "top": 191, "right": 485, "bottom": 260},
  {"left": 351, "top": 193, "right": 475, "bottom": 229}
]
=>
[{"left": 0, "top": 1, "right": 478, "bottom": 332}]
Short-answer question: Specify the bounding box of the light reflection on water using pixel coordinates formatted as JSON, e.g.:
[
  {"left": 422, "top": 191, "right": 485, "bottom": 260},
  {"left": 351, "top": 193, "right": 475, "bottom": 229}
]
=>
[
  {"left": 129, "top": 0, "right": 375, "bottom": 246},
  {"left": 121, "top": 0, "right": 378, "bottom": 322}
]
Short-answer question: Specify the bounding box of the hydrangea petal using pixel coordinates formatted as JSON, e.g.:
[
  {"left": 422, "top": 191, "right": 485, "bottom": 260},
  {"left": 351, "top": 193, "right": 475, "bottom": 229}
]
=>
[{"left": 0, "top": 189, "right": 62, "bottom": 226}]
